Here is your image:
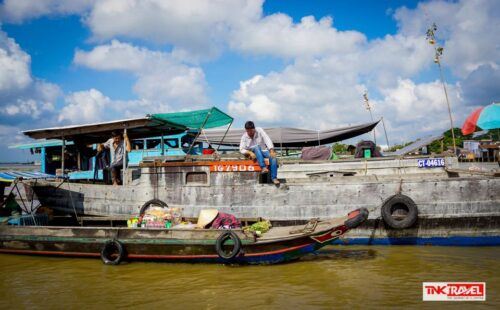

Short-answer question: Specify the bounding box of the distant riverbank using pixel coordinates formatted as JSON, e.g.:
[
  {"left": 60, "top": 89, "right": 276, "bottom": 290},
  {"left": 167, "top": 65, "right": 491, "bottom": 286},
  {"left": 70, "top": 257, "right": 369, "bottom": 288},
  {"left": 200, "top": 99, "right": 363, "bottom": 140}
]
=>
[{"left": 0, "top": 163, "right": 39, "bottom": 171}]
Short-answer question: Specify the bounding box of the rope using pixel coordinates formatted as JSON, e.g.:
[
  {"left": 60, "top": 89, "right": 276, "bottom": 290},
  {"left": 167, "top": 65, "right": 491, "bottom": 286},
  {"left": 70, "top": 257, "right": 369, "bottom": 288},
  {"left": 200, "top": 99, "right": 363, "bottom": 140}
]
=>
[
  {"left": 66, "top": 179, "right": 81, "bottom": 226},
  {"left": 201, "top": 129, "right": 220, "bottom": 156}
]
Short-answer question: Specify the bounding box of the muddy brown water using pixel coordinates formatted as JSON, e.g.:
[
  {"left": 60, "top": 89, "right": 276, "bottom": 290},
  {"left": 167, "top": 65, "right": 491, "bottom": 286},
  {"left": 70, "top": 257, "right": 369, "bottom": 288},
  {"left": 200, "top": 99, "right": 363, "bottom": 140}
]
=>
[{"left": 0, "top": 246, "right": 498, "bottom": 309}]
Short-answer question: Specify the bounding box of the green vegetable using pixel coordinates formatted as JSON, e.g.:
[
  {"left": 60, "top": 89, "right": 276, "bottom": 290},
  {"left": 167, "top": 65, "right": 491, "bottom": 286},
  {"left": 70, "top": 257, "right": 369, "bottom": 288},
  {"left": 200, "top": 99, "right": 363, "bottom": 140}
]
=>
[{"left": 244, "top": 220, "right": 272, "bottom": 234}]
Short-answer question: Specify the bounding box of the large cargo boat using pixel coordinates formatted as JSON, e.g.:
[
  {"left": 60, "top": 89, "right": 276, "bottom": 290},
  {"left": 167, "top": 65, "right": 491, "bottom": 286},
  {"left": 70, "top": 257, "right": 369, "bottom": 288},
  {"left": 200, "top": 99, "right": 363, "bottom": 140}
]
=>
[{"left": 3, "top": 108, "right": 500, "bottom": 246}]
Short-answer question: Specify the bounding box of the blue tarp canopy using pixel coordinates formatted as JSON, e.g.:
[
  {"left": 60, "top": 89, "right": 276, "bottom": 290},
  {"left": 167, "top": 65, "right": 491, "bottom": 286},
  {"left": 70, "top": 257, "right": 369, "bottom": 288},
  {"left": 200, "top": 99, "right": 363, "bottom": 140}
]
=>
[{"left": 0, "top": 171, "right": 55, "bottom": 183}]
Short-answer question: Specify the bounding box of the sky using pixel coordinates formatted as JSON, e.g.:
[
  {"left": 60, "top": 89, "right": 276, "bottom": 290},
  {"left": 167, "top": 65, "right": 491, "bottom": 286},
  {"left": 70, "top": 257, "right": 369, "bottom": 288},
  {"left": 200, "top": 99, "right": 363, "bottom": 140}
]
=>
[{"left": 0, "top": 0, "right": 498, "bottom": 162}]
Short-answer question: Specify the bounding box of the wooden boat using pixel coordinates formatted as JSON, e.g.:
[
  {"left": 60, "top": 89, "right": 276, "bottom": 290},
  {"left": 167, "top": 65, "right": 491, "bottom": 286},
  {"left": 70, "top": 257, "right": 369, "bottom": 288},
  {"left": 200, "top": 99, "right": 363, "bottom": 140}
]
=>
[{"left": 0, "top": 208, "right": 368, "bottom": 265}]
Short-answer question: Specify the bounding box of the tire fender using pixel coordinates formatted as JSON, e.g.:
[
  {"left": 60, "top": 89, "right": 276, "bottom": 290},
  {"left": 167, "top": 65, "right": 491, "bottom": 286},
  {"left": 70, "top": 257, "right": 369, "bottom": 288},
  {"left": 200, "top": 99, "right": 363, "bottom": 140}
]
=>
[
  {"left": 381, "top": 194, "right": 418, "bottom": 229},
  {"left": 139, "top": 199, "right": 169, "bottom": 215},
  {"left": 215, "top": 231, "right": 242, "bottom": 261},
  {"left": 101, "top": 239, "right": 126, "bottom": 265}
]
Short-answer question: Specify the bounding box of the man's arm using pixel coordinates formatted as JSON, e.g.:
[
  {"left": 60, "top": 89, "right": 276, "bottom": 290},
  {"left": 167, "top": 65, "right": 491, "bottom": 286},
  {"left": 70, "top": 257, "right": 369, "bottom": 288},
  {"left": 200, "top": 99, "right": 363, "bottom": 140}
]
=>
[
  {"left": 259, "top": 128, "right": 277, "bottom": 158},
  {"left": 239, "top": 135, "right": 249, "bottom": 155},
  {"left": 240, "top": 135, "right": 256, "bottom": 159},
  {"left": 124, "top": 132, "right": 132, "bottom": 152},
  {"left": 259, "top": 128, "right": 274, "bottom": 151},
  {"left": 98, "top": 139, "right": 112, "bottom": 153}
]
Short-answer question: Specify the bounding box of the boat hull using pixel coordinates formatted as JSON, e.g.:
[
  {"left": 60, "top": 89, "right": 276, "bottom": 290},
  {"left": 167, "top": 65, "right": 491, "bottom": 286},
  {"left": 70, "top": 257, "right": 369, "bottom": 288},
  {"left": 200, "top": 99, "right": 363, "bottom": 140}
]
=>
[{"left": 0, "top": 213, "right": 363, "bottom": 264}]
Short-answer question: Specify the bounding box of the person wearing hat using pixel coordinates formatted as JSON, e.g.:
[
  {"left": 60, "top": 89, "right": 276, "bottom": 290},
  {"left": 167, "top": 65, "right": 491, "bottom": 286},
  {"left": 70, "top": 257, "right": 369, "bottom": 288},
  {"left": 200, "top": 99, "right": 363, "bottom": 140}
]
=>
[
  {"left": 239, "top": 121, "right": 279, "bottom": 185},
  {"left": 197, "top": 209, "right": 241, "bottom": 229},
  {"left": 97, "top": 131, "right": 131, "bottom": 185}
]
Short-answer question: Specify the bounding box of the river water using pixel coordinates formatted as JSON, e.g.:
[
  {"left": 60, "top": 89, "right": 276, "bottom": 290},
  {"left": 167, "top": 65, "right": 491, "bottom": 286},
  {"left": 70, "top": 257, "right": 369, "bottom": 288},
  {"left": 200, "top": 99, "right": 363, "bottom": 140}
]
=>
[{"left": 0, "top": 246, "right": 498, "bottom": 309}]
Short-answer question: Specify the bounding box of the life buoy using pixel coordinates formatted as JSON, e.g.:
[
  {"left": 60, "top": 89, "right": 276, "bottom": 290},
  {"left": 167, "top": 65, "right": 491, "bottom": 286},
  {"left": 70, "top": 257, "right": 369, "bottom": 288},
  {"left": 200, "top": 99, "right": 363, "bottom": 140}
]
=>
[
  {"left": 101, "top": 240, "right": 126, "bottom": 265},
  {"left": 139, "top": 199, "right": 169, "bottom": 215},
  {"left": 381, "top": 194, "right": 418, "bottom": 229},
  {"left": 215, "top": 231, "right": 242, "bottom": 260}
]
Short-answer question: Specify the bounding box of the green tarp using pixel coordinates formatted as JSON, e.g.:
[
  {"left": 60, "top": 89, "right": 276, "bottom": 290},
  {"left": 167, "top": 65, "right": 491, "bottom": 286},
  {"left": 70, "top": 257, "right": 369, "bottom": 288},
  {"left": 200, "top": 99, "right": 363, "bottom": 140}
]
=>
[{"left": 150, "top": 107, "right": 233, "bottom": 130}]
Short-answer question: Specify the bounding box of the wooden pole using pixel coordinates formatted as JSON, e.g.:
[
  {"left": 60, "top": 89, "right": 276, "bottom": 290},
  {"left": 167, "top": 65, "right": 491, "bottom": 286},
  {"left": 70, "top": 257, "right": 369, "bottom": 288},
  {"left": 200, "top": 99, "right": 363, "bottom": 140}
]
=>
[
  {"left": 186, "top": 108, "right": 213, "bottom": 157},
  {"left": 61, "top": 137, "right": 65, "bottom": 177},
  {"left": 216, "top": 119, "right": 233, "bottom": 152},
  {"left": 381, "top": 117, "right": 390, "bottom": 149},
  {"left": 160, "top": 135, "right": 165, "bottom": 155},
  {"left": 123, "top": 128, "right": 127, "bottom": 186},
  {"left": 437, "top": 60, "right": 457, "bottom": 155}
]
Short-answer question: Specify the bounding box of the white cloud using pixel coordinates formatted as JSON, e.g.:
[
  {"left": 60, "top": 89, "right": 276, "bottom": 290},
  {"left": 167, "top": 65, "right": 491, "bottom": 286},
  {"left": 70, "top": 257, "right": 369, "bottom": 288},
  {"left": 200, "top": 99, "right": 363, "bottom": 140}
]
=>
[
  {"left": 1, "top": 0, "right": 498, "bottom": 147},
  {"left": 0, "top": 30, "right": 60, "bottom": 123},
  {"left": 394, "top": 0, "right": 500, "bottom": 78},
  {"left": 58, "top": 88, "right": 110, "bottom": 123},
  {"left": 84, "top": 0, "right": 263, "bottom": 61},
  {"left": 228, "top": 0, "right": 498, "bottom": 144},
  {"left": 0, "top": 0, "right": 96, "bottom": 23},
  {"left": 229, "top": 14, "right": 366, "bottom": 58},
  {"left": 0, "top": 31, "right": 31, "bottom": 91},
  {"left": 74, "top": 40, "right": 208, "bottom": 106},
  {"left": 374, "top": 79, "right": 465, "bottom": 136},
  {"left": 58, "top": 88, "right": 196, "bottom": 125}
]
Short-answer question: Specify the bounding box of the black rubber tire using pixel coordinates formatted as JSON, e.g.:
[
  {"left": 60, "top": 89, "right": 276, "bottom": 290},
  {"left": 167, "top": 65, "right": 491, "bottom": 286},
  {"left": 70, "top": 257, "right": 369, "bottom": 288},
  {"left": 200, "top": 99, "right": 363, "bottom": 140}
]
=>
[
  {"left": 139, "top": 199, "right": 169, "bottom": 215},
  {"left": 101, "top": 240, "right": 125, "bottom": 265},
  {"left": 381, "top": 194, "right": 418, "bottom": 229},
  {"left": 345, "top": 208, "right": 369, "bottom": 229},
  {"left": 215, "top": 231, "right": 242, "bottom": 260}
]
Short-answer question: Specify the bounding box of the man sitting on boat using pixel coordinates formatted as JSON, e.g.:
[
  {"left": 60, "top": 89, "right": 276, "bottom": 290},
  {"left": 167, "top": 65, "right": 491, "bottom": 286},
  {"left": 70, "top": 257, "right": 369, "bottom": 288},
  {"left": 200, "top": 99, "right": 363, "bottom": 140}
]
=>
[
  {"left": 239, "top": 121, "right": 279, "bottom": 185},
  {"left": 97, "top": 131, "right": 131, "bottom": 185}
]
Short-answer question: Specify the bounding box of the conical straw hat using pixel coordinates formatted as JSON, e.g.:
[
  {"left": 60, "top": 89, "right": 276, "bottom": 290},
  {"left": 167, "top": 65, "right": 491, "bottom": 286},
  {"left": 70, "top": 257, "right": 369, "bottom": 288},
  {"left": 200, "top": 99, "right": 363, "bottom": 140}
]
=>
[{"left": 197, "top": 209, "right": 219, "bottom": 228}]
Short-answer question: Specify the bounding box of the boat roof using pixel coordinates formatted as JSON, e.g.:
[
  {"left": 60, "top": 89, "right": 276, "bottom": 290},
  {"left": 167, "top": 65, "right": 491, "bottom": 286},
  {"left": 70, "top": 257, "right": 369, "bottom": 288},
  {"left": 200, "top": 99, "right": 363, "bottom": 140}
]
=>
[
  {"left": 383, "top": 134, "right": 443, "bottom": 156},
  {"left": 9, "top": 140, "right": 75, "bottom": 150},
  {"left": 22, "top": 107, "right": 233, "bottom": 143},
  {"left": 197, "top": 120, "right": 379, "bottom": 147}
]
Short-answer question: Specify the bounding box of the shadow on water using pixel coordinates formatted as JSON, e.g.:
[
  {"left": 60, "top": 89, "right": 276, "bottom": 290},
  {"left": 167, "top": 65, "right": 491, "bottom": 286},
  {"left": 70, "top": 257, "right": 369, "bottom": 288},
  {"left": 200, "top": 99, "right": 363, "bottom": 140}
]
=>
[
  {"left": 301, "top": 248, "right": 377, "bottom": 262},
  {"left": 221, "top": 248, "right": 377, "bottom": 268}
]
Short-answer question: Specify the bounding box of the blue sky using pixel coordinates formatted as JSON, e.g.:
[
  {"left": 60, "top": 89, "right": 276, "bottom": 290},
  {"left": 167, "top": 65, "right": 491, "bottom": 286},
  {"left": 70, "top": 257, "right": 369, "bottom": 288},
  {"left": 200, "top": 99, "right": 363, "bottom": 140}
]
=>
[{"left": 0, "top": 0, "right": 498, "bottom": 162}]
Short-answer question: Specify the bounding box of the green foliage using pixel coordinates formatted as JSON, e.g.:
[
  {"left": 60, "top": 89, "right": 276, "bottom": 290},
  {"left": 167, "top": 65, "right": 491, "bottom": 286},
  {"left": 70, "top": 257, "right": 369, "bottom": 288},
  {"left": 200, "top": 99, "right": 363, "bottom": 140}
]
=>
[
  {"left": 392, "top": 128, "right": 499, "bottom": 154},
  {"left": 387, "top": 141, "right": 412, "bottom": 152},
  {"left": 332, "top": 143, "right": 348, "bottom": 154},
  {"left": 429, "top": 128, "right": 470, "bottom": 153}
]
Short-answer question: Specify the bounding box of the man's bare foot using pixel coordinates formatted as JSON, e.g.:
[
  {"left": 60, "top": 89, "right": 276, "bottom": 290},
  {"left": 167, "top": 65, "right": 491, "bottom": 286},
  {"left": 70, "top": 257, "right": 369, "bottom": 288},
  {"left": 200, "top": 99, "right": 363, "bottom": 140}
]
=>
[
  {"left": 272, "top": 179, "right": 280, "bottom": 185},
  {"left": 261, "top": 168, "right": 269, "bottom": 174}
]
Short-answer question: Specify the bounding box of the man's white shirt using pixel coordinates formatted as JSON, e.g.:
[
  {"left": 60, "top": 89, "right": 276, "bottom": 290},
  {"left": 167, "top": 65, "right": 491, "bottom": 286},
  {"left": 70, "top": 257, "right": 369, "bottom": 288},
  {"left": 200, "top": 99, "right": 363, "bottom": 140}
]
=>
[{"left": 239, "top": 127, "right": 274, "bottom": 155}]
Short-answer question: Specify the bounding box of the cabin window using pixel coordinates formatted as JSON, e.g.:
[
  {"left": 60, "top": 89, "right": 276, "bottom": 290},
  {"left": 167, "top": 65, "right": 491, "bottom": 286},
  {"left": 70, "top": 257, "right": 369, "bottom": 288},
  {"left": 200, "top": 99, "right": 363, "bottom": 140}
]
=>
[
  {"left": 146, "top": 139, "right": 161, "bottom": 149},
  {"left": 185, "top": 172, "right": 208, "bottom": 184},
  {"left": 132, "top": 140, "right": 144, "bottom": 150},
  {"left": 165, "top": 139, "right": 179, "bottom": 148}
]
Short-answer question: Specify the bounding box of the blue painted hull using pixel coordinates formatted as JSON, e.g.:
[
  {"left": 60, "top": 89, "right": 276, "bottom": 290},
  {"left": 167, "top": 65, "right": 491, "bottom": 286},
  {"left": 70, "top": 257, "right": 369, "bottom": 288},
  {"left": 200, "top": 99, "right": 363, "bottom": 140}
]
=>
[{"left": 332, "top": 236, "right": 500, "bottom": 246}]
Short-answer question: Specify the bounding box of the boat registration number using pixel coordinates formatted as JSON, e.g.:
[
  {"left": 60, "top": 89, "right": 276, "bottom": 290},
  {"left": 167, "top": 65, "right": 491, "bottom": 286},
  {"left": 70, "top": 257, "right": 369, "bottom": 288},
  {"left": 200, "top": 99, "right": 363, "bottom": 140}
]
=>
[
  {"left": 211, "top": 164, "right": 260, "bottom": 172},
  {"left": 417, "top": 158, "right": 445, "bottom": 168}
]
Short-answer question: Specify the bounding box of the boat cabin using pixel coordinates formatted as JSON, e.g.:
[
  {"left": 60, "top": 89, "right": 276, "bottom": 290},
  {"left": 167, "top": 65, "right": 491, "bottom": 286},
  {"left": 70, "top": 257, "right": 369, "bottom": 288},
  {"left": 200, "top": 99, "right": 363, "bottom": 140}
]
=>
[{"left": 11, "top": 132, "right": 203, "bottom": 181}]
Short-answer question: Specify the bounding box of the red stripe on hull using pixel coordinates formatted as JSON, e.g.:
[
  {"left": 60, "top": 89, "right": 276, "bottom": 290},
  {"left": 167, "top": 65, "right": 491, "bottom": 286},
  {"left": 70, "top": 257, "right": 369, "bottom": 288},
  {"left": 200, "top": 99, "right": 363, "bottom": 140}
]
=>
[
  {"left": 0, "top": 242, "right": 315, "bottom": 260},
  {"left": 0, "top": 248, "right": 100, "bottom": 257}
]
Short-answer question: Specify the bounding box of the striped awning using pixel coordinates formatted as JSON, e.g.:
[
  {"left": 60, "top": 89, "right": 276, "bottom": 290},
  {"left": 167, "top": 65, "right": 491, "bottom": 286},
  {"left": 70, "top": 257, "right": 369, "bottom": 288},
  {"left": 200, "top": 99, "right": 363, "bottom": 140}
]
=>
[{"left": 0, "top": 171, "right": 55, "bottom": 183}]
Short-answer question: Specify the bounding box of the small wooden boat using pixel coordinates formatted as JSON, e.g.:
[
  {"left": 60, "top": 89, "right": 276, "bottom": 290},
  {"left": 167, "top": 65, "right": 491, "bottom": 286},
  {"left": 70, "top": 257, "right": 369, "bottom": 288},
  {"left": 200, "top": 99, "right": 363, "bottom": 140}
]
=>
[{"left": 0, "top": 208, "right": 368, "bottom": 265}]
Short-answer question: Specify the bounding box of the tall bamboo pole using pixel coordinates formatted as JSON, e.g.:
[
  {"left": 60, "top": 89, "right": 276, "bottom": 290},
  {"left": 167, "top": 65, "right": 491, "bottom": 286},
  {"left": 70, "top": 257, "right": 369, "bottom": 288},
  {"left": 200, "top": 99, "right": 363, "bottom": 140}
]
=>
[{"left": 426, "top": 23, "right": 457, "bottom": 155}]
